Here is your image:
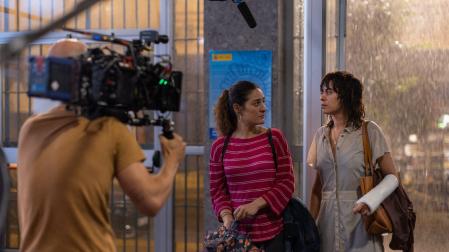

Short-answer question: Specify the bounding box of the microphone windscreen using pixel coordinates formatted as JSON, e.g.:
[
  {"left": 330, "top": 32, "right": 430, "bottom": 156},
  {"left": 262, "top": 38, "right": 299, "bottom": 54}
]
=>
[{"left": 237, "top": 2, "right": 257, "bottom": 28}]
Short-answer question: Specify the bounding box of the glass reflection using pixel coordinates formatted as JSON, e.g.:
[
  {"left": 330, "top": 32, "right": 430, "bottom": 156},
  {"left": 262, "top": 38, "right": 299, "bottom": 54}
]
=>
[{"left": 345, "top": 0, "right": 449, "bottom": 251}]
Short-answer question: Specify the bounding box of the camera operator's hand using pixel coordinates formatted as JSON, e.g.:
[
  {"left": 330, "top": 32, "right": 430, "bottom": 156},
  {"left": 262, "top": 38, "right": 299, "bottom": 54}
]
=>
[
  {"left": 118, "top": 133, "right": 186, "bottom": 217},
  {"left": 159, "top": 133, "right": 186, "bottom": 165}
]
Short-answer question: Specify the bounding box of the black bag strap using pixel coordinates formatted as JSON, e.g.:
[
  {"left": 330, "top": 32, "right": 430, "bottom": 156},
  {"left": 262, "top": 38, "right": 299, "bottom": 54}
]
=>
[
  {"left": 267, "top": 128, "right": 278, "bottom": 172},
  {"left": 219, "top": 135, "right": 232, "bottom": 196},
  {"left": 221, "top": 135, "right": 231, "bottom": 165},
  {"left": 221, "top": 128, "right": 278, "bottom": 172}
]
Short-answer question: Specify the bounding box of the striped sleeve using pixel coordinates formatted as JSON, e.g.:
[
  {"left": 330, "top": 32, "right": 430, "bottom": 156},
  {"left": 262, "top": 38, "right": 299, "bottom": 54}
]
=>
[
  {"left": 209, "top": 137, "right": 232, "bottom": 219},
  {"left": 261, "top": 128, "right": 295, "bottom": 216}
]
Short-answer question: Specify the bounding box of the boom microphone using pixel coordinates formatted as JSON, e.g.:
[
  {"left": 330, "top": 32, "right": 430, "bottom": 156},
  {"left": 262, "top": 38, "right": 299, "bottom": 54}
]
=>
[
  {"left": 236, "top": 1, "right": 257, "bottom": 28},
  {"left": 209, "top": 0, "right": 257, "bottom": 28}
]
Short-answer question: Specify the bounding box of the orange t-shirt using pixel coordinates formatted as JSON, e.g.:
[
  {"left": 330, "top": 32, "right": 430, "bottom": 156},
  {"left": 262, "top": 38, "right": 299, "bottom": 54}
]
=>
[{"left": 17, "top": 106, "right": 145, "bottom": 252}]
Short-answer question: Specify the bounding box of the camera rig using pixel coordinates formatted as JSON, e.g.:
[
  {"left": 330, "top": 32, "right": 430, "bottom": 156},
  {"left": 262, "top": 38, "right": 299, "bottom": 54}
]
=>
[{"left": 28, "top": 28, "right": 182, "bottom": 138}]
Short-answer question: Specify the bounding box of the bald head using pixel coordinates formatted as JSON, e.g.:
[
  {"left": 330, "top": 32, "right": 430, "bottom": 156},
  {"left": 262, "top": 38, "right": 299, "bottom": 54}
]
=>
[
  {"left": 32, "top": 39, "right": 87, "bottom": 115},
  {"left": 48, "top": 38, "right": 87, "bottom": 57}
]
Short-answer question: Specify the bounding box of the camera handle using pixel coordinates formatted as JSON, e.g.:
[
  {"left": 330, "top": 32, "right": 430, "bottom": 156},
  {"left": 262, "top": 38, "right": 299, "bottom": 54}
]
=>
[
  {"left": 131, "top": 115, "right": 174, "bottom": 139},
  {"left": 161, "top": 119, "right": 174, "bottom": 139},
  {"left": 152, "top": 117, "right": 174, "bottom": 169}
]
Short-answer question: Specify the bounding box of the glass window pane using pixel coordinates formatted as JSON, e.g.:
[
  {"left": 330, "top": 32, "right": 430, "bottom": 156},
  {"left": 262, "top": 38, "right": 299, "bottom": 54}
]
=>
[
  {"left": 346, "top": 0, "right": 449, "bottom": 250},
  {"left": 325, "top": 0, "right": 338, "bottom": 72},
  {"left": 174, "top": 0, "right": 186, "bottom": 39},
  {"left": 111, "top": 0, "right": 124, "bottom": 29},
  {"left": 173, "top": 156, "right": 205, "bottom": 252},
  {"left": 0, "top": 0, "right": 160, "bottom": 32},
  {"left": 293, "top": 0, "right": 305, "bottom": 196}
]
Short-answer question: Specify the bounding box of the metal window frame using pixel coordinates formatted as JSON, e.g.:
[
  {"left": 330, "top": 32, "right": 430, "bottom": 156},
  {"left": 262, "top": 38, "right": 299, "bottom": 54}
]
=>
[
  {"left": 302, "top": 0, "right": 346, "bottom": 203},
  {"left": 152, "top": 0, "right": 175, "bottom": 251},
  {"left": 336, "top": 0, "right": 346, "bottom": 70},
  {"left": 302, "top": 0, "right": 326, "bottom": 203}
]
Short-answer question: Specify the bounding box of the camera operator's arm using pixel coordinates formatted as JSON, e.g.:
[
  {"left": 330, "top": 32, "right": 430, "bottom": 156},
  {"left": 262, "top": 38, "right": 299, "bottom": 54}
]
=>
[{"left": 117, "top": 133, "right": 186, "bottom": 216}]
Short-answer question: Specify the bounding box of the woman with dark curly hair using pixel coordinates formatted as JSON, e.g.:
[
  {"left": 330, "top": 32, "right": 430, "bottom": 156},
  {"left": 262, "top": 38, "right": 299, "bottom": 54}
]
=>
[
  {"left": 209, "top": 80, "right": 295, "bottom": 251},
  {"left": 308, "top": 71, "right": 399, "bottom": 251}
]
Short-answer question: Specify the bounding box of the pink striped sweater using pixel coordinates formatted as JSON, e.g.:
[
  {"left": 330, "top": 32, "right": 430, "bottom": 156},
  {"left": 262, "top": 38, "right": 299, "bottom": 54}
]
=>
[{"left": 209, "top": 128, "right": 295, "bottom": 242}]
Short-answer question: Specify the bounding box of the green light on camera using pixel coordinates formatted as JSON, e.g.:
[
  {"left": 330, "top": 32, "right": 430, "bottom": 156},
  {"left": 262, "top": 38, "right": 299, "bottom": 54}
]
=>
[{"left": 159, "top": 79, "right": 168, "bottom": 86}]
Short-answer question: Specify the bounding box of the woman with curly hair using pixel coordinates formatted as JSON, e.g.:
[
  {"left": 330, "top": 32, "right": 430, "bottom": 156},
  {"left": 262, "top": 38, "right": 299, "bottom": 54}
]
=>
[
  {"left": 308, "top": 71, "right": 399, "bottom": 251},
  {"left": 209, "top": 80, "right": 295, "bottom": 251}
]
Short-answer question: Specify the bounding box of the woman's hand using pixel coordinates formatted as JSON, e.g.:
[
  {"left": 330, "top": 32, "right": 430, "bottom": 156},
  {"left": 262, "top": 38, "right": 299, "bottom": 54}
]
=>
[
  {"left": 220, "top": 210, "right": 234, "bottom": 229},
  {"left": 222, "top": 214, "right": 234, "bottom": 229},
  {"left": 233, "top": 198, "right": 267, "bottom": 221},
  {"left": 352, "top": 202, "right": 370, "bottom": 216}
]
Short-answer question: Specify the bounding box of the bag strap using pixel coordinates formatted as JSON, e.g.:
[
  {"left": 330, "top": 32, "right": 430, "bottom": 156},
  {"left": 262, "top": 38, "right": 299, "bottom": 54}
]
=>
[
  {"left": 221, "top": 128, "right": 278, "bottom": 171},
  {"left": 221, "top": 135, "right": 231, "bottom": 166},
  {"left": 362, "top": 120, "right": 373, "bottom": 177},
  {"left": 219, "top": 135, "right": 232, "bottom": 197},
  {"left": 267, "top": 128, "right": 278, "bottom": 172}
]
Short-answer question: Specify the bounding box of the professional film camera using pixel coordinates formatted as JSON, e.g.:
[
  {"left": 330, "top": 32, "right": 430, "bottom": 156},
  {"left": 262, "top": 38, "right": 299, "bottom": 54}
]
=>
[{"left": 28, "top": 28, "right": 182, "bottom": 138}]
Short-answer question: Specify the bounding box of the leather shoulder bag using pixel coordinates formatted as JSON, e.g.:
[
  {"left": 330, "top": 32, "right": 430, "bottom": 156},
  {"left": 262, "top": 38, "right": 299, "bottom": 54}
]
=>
[
  {"left": 360, "top": 121, "right": 416, "bottom": 252},
  {"left": 360, "top": 120, "right": 393, "bottom": 234}
]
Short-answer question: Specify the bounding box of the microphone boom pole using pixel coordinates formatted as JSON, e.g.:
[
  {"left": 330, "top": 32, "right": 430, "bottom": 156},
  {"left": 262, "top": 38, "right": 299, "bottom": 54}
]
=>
[{"left": 0, "top": 0, "right": 104, "bottom": 64}]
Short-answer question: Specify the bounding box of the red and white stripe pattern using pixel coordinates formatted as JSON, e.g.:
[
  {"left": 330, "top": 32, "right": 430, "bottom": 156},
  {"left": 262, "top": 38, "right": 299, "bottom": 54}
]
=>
[{"left": 209, "top": 128, "right": 295, "bottom": 242}]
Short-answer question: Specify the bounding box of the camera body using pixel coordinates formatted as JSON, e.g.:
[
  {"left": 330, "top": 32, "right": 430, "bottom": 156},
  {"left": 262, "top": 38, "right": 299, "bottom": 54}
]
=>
[{"left": 28, "top": 30, "right": 182, "bottom": 126}]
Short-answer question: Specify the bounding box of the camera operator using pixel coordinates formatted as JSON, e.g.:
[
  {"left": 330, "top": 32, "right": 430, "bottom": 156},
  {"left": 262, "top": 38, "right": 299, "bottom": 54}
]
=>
[{"left": 17, "top": 38, "right": 186, "bottom": 252}]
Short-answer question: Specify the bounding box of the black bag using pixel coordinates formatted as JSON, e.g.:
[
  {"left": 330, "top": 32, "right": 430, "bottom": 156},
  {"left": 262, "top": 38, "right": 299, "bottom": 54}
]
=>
[
  {"left": 221, "top": 129, "right": 320, "bottom": 252},
  {"left": 266, "top": 130, "right": 320, "bottom": 252},
  {"left": 283, "top": 197, "right": 320, "bottom": 252}
]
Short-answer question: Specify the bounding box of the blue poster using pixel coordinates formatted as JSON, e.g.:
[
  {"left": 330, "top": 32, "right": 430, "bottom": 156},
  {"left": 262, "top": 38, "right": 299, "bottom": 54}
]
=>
[{"left": 209, "top": 50, "right": 272, "bottom": 140}]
